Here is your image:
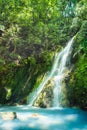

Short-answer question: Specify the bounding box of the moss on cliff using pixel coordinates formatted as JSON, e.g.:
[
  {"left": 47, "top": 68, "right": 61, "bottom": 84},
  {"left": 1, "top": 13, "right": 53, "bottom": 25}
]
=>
[
  {"left": 0, "top": 49, "right": 54, "bottom": 105},
  {"left": 66, "top": 20, "right": 87, "bottom": 109}
]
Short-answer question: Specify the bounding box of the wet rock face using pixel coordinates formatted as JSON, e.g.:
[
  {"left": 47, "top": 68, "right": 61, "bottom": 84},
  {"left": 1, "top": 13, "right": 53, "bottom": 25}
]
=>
[
  {"left": 33, "top": 79, "right": 54, "bottom": 108},
  {"left": 33, "top": 70, "right": 72, "bottom": 108}
]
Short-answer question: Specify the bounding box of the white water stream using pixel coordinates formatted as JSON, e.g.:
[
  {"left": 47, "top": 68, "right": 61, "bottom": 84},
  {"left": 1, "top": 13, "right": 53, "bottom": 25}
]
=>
[{"left": 28, "top": 37, "right": 74, "bottom": 107}]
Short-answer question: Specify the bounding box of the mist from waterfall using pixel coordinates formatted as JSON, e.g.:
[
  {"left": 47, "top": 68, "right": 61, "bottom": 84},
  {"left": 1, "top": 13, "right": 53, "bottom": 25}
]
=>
[{"left": 28, "top": 37, "right": 74, "bottom": 107}]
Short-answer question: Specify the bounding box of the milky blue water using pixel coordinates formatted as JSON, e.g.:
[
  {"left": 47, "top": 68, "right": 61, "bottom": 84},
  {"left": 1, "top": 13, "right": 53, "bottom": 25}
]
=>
[{"left": 0, "top": 106, "right": 87, "bottom": 130}]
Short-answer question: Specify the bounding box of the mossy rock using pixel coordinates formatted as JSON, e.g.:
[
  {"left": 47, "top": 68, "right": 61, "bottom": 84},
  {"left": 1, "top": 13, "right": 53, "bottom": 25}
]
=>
[{"left": 33, "top": 78, "right": 54, "bottom": 108}]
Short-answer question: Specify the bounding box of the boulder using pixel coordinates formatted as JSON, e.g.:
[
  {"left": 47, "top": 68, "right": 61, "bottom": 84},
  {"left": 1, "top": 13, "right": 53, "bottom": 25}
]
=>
[{"left": 0, "top": 112, "right": 17, "bottom": 120}]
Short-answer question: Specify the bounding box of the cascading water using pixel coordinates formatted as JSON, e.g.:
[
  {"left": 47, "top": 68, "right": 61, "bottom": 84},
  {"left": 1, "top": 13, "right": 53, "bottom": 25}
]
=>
[
  {"left": 28, "top": 37, "right": 74, "bottom": 107},
  {"left": 52, "top": 37, "right": 74, "bottom": 107}
]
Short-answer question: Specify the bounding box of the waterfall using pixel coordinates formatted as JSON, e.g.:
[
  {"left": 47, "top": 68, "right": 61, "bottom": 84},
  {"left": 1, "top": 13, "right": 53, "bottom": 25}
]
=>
[
  {"left": 52, "top": 37, "right": 74, "bottom": 107},
  {"left": 28, "top": 37, "right": 74, "bottom": 107}
]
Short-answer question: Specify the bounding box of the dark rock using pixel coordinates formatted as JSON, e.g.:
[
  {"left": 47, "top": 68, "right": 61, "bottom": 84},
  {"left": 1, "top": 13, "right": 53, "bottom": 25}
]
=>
[{"left": 71, "top": 52, "right": 78, "bottom": 63}]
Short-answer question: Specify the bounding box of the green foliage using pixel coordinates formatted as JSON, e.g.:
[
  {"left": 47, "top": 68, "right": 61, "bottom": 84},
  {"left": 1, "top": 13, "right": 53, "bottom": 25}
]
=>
[
  {"left": 75, "top": 0, "right": 87, "bottom": 20},
  {"left": 0, "top": 0, "right": 76, "bottom": 45},
  {"left": 0, "top": 0, "right": 87, "bottom": 107},
  {"left": 0, "top": 58, "right": 5, "bottom": 64},
  {"left": 28, "top": 56, "right": 36, "bottom": 66},
  {"left": 70, "top": 55, "right": 87, "bottom": 108},
  {"left": 81, "top": 40, "right": 87, "bottom": 52}
]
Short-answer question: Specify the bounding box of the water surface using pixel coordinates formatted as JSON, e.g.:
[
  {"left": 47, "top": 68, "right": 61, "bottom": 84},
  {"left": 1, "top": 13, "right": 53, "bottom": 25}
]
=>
[{"left": 0, "top": 106, "right": 87, "bottom": 130}]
